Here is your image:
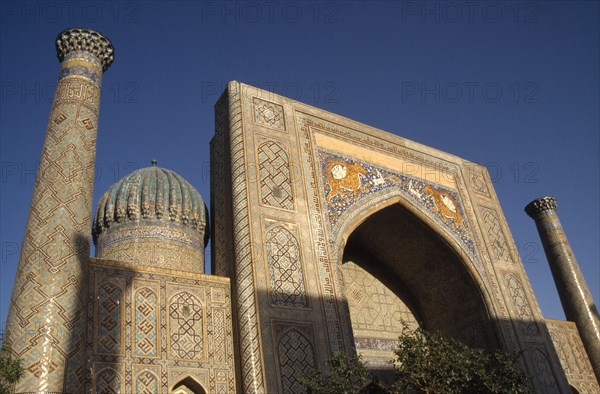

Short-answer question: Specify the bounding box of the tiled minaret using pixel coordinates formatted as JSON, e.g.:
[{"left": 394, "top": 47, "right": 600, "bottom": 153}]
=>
[
  {"left": 526, "top": 196, "right": 600, "bottom": 383},
  {"left": 5, "top": 28, "right": 113, "bottom": 393}
]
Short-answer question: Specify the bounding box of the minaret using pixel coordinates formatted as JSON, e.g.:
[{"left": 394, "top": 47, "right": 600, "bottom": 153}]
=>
[
  {"left": 4, "top": 28, "right": 113, "bottom": 393},
  {"left": 525, "top": 196, "right": 600, "bottom": 382}
]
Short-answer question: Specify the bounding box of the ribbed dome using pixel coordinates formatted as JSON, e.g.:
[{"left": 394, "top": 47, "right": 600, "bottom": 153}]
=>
[{"left": 92, "top": 164, "right": 208, "bottom": 272}]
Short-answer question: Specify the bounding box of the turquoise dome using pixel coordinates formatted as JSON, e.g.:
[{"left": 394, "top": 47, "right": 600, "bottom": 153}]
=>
[{"left": 92, "top": 165, "right": 208, "bottom": 272}]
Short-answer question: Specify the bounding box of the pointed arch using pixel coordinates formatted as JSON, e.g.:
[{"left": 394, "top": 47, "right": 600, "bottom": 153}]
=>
[
  {"left": 171, "top": 376, "right": 207, "bottom": 394},
  {"left": 338, "top": 190, "right": 500, "bottom": 353},
  {"left": 333, "top": 187, "right": 482, "bottom": 282}
]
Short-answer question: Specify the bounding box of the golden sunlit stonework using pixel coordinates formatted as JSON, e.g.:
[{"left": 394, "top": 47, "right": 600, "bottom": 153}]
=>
[{"left": 3, "top": 29, "right": 599, "bottom": 393}]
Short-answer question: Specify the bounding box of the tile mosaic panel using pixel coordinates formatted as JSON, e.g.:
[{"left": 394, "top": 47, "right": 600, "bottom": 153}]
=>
[
  {"left": 277, "top": 328, "right": 316, "bottom": 394},
  {"left": 546, "top": 319, "right": 600, "bottom": 393},
  {"left": 135, "top": 369, "right": 159, "bottom": 394},
  {"left": 169, "top": 292, "right": 204, "bottom": 360},
  {"left": 318, "top": 150, "right": 476, "bottom": 256},
  {"left": 96, "top": 367, "right": 121, "bottom": 394},
  {"left": 504, "top": 273, "right": 538, "bottom": 335},
  {"left": 253, "top": 97, "right": 286, "bottom": 131},
  {"left": 265, "top": 221, "right": 308, "bottom": 308},
  {"left": 257, "top": 138, "right": 295, "bottom": 210},
  {"left": 532, "top": 348, "right": 560, "bottom": 394},
  {"left": 134, "top": 286, "right": 159, "bottom": 357},
  {"left": 95, "top": 274, "right": 126, "bottom": 355}
]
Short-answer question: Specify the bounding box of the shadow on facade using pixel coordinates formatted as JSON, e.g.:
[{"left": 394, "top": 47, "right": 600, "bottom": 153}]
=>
[{"left": 247, "top": 288, "right": 577, "bottom": 392}]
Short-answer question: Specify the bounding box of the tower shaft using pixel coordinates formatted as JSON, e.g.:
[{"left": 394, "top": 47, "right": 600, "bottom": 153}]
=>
[
  {"left": 5, "top": 28, "right": 113, "bottom": 393},
  {"left": 526, "top": 196, "right": 600, "bottom": 383}
]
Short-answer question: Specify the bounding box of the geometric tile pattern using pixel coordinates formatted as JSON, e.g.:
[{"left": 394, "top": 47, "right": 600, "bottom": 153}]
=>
[
  {"left": 469, "top": 169, "right": 490, "bottom": 198},
  {"left": 258, "top": 140, "right": 294, "bottom": 210},
  {"left": 266, "top": 224, "right": 307, "bottom": 308},
  {"left": 134, "top": 287, "right": 158, "bottom": 357},
  {"left": 297, "top": 121, "right": 345, "bottom": 355},
  {"left": 96, "top": 282, "right": 122, "bottom": 354},
  {"left": 4, "top": 47, "right": 105, "bottom": 393},
  {"left": 505, "top": 274, "right": 538, "bottom": 335},
  {"left": 87, "top": 263, "right": 236, "bottom": 393},
  {"left": 169, "top": 292, "right": 204, "bottom": 360},
  {"left": 253, "top": 97, "right": 286, "bottom": 131},
  {"left": 96, "top": 367, "right": 121, "bottom": 394},
  {"left": 135, "top": 370, "right": 159, "bottom": 394},
  {"left": 278, "top": 329, "right": 316, "bottom": 394},
  {"left": 342, "top": 261, "right": 418, "bottom": 335},
  {"left": 213, "top": 309, "right": 227, "bottom": 363},
  {"left": 214, "top": 83, "right": 577, "bottom": 392},
  {"left": 546, "top": 319, "right": 600, "bottom": 393},
  {"left": 319, "top": 150, "right": 477, "bottom": 256},
  {"left": 481, "top": 208, "right": 512, "bottom": 262},
  {"left": 532, "top": 348, "right": 560, "bottom": 393},
  {"left": 342, "top": 260, "right": 418, "bottom": 362},
  {"left": 228, "top": 87, "right": 265, "bottom": 391}
]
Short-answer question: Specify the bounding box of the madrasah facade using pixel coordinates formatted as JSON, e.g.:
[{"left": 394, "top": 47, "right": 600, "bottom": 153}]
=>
[{"left": 3, "top": 28, "right": 599, "bottom": 394}]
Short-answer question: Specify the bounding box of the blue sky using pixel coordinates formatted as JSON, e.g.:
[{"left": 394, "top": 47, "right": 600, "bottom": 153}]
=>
[{"left": 0, "top": 1, "right": 598, "bottom": 328}]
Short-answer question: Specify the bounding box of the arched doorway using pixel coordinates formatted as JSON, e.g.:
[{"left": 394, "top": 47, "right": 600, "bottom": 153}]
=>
[
  {"left": 171, "top": 377, "right": 206, "bottom": 394},
  {"left": 341, "top": 201, "right": 498, "bottom": 381}
]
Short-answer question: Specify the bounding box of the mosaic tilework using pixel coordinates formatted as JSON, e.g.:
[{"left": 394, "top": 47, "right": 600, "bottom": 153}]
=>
[
  {"left": 5, "top": 36, "right": 109, "bottom": 392},
  {"left": 318, "top": 150, "right": 477, "bottom": 256},
  {"left": 481, "top": 208, "right": 512, "bottom": 263},
  {"left": 277, "top": 328, "right": 316, "bottom": 394},
  {"left": 132, "top": 364, "right": 162, "bottom": 394},
  {"left": 342, "top": 261, "right": 418, "bottom": 336},
  {"left": 94, "top": 164, "right": 208, "bottom": 273},
  {"left": 227, "top": 85, "right": 265, "bottom": 391},
  {"left": 212, "top": 84, "right": 576, "bottom": 392},
  {"left": 212, "top": 309, "right": 227, "bottom": 363},
  {"left": 134, "top": 287, "right": 158, "bottom": 357},
  {"left": 546, "top": 319, "right": 600, "bottom": 393},
  {"left": 265, "top": 222, "right": 307, "bottom": 308},
  {"left": 532, "top": 348, "right": 560, "bottom": 393},
  {"left": 99, "top": 228, "right": 203, "bottom": 272},
  {"left": 93, "top": 166, "right": 208, "bottom": 238},
  {"left": 258, "top": 139, "right": 295, "bottom": 210},
  {"left": 135, "top": 370, "right": 160, "bottom": 394},
  {"left": 468, "top": 168, "right": 491, "bottom": 198},
  {"left": 87, "top": 260, "right": 236, "bottom": 393},
  {"left": 96, "top": 367, "right": 121, "bottom": 394},
  {"left": 343, "top": 261, "right": 419, "bottom": 365},
  {"left": 169, "top": 292, "right": 204, "bottom": 360},
  {"left": 169, "top": 370, "right": 209, "bottom": 393},
  {"left": 253, "top": 97, "right": 286, "bottom": 131},
  {"left": 298, "top": 118, "right": 345, "bottom": 353},
  {"left": 96, "top": 281, "right": 123, "bottom": 354},
  {"left": 211, "top": 91, "right": 236, "bottom": 279},
  {"left": 504, "top": 274, "right": 538, "bottom": 335}
]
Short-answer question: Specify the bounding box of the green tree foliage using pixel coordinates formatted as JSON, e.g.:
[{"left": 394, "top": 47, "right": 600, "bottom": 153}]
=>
[
  {"left": 0, "top": 341, "right": 24, "bottom": 394},
  {"left": 299, "top": 352, "right": 372, "bottom": 394},
  {"left": 300, "top": 325, "right": 531, "bottom": 394},
  {"left": 391, "top": 325, "right": 531, "bottom": 394}
]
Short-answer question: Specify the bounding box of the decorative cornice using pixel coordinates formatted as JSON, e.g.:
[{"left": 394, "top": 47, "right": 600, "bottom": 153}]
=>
[
  {"left": 525, "top": 196, "right": 557, "bottom": 219},
  {"left": 56, "top": 28, "right": 114, "bottom": 71}
]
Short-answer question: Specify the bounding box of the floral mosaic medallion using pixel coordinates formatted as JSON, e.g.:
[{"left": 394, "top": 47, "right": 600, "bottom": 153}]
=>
[{"left": 318, "top": 150, "right": 477, "bottom": 256}]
